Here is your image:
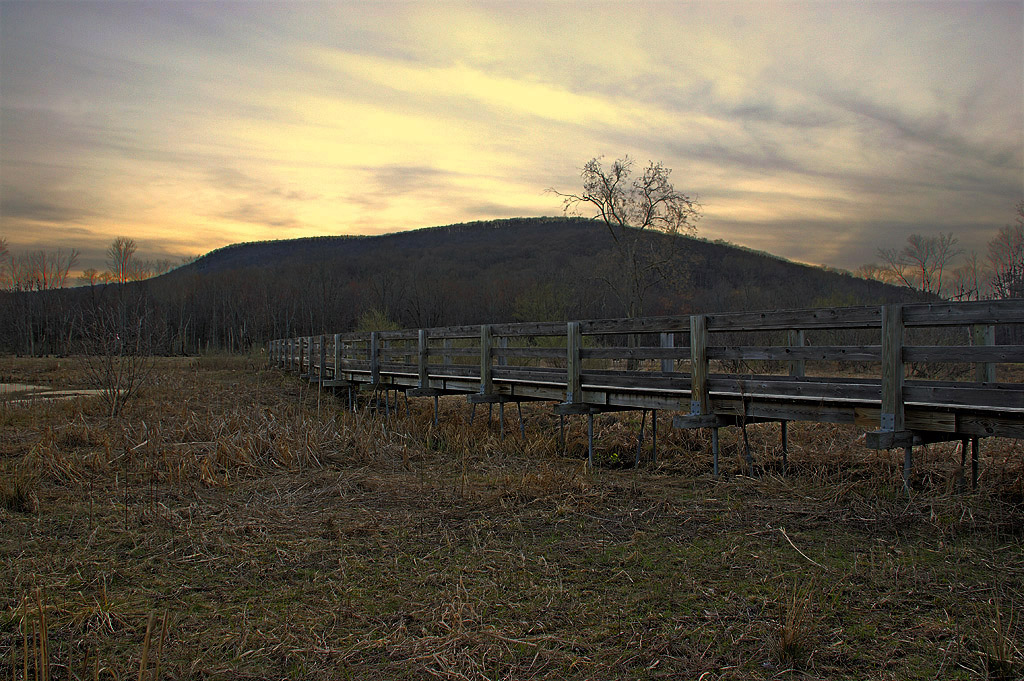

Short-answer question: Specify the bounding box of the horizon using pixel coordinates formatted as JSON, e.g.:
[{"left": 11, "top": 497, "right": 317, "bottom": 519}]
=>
[{"left": 2, "top": 1, "right": 1021, "bottom": 275}]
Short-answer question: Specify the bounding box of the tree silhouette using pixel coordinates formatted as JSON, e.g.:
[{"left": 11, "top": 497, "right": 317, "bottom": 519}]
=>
[{"left": 551, "top": 156, "right": 701, "bottom": 318}]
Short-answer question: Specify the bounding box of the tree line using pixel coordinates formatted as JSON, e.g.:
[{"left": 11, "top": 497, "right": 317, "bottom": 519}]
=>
[
  {"left": 856, "top": 201, "right": 1024, "bottom": 301},
  {"left": 0, "top": 216, "right": 929, "bottom": 357}
]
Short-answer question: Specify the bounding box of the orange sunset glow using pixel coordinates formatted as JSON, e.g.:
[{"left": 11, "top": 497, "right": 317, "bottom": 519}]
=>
[{"left": 1, "top": 1, "right": 1021, "bottom": 273}]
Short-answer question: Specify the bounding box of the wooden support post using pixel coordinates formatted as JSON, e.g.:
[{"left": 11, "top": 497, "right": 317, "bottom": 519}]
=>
[
  {"left": 286, "top": 339, "right": 292, "bottom": 371},
  {"left": 566, "top": 321, "right": 582, "bottom": 404},
  {"left": 299, "top": 337, "right": 306, "bottom": 376},
  {"left": 559, "top": 414, "right": 565, "bottom": 450},
  {"left": 499, "top": 401, "right": 505, "bottom": 440},
  {"left": 518, "top": 401, "right": 525, "bottom": 440},
  {"left": 973, "top": 324, "right": 996, "bottom": 383},
  {"left": 333, "top": 333, "right": 341, "bottom": 380},
  {"left": 480, "top": 325, "right": 492, "bottom": 395},
  {"left": 418, "top": 329, "right": 429, "bottom": 389},
  {"left": 660, "top": 332, "right": 674, "bottom": 373},
  {"left": 880, "top": 305, "right": 905, "bottom": 432},
  {"left": 370, "top": 332, "right": 380, "bottom": 385},
  {"left": 788, "top": 329, "right": 805, "bottom": 378},
  {"left": 443, "top": 337, "right": 453, "bottom": 369},
  {"left": 690, "top": 315, "right": 709, "bottom": 415}
]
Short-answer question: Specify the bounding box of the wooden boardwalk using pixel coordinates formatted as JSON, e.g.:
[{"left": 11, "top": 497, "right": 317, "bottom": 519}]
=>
[{"left": 269, "top": 300, "right": 1024, "bottom": 485}]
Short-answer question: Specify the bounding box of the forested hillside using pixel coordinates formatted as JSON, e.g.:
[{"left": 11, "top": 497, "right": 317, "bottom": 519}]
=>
[{"left": 1, "top": 217, "right": 919, "bottom": 355}]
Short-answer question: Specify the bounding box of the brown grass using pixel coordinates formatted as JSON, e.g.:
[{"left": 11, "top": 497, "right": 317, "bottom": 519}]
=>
[{"left": 1, "top": 355, "right": 1023, "bottom": 679}]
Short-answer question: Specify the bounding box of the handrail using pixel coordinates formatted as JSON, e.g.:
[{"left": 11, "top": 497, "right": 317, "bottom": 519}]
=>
[{"left": 266, "top": 300, "right": 1024, "bottom": 443}]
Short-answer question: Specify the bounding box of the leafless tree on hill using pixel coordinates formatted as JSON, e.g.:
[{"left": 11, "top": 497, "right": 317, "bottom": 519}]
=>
[
  {"left": 551, "top": 156, "right": 701, "bottom": 319},
  {"left": 989, "top": 201, "right": 1024, "bottom": 300},
  {"left": 107, "top": 236, "right": 139, "bottom": 283},
  {"left": 877, "top": 232, "right": 962, "bottom": 297}
]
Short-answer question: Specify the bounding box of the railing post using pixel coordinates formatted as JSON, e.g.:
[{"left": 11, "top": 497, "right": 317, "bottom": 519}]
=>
[
  {"left": 973, "top": 323, "right": 996, "bottom": 383},
  {"left": 660, "top": 332, "right": 674, "bottom": 373},
  {"left": 299, "top": 337, "right": 306, "bottom": 376},
  {"left": 690, "top": 314, "right": 709, "bottom": 414},
  {"left": 418, "top": 329, "right": 429, "bottom": 389},
  {"left": 788, "top": 329, "right": 805, "bottom": 378},
  {"left": 479, "top": 325, "right": 492, "bottom": 394},
  {"left": 880, "top": 304, "right": 905, "bottom": 432},
  {"left": 443, "top": 337, "right": 453, "bottom": 369},
  {"left": 370, "top": 332, "right": 380, "bottom": 385},
  {"left": 566, "top": 321, "right": 582, "bottom": 403},
  {"left": 333, "top": 333, "right": 341, "bottom": 379},
  {"left": 498, "top": 335, "right": 508, "bottom": 367}
]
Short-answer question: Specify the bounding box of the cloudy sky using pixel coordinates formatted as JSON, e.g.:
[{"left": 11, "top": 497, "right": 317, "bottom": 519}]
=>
[{"left": 1, "top": 0, "right": 1021, "bottom": 273}]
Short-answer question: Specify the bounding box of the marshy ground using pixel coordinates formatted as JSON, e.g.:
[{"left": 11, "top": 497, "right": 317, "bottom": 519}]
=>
[{"left": 1, "top": 355, "right": 1022, "bottom": 679}]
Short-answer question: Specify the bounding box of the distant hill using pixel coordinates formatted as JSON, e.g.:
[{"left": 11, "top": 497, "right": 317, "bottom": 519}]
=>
[
  {"left": 3, "top": 217, "right": 922, "bottom": 355},
  {"left": 169, "top": 216, "right": 917, "bottom": 316}
]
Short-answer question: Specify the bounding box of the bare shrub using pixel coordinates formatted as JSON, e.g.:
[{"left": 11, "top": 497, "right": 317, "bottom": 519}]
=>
[{"left": 77, "top": 295, "right": 158, "bottom": 417}]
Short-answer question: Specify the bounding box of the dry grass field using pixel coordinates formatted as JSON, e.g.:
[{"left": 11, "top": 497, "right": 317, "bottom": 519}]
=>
[{"left": 1, "top": 355, "right": 1022, "bottom": 680}]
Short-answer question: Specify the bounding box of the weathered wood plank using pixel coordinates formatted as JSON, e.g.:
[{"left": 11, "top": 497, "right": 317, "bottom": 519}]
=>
[
  {"left": 902, "top": 300, "right": 1024, "bottom": 326},
  {"left": 480, "top": 324, "right": 492, "bottom": 394},
  {"left": 579, "top": 316, "right": 693, "bottom": 334},
  {"left": 904, "top": 383, "right": 1024, "bottom": 409},
  {"left": 691, "top": 314, "right": 709, "bottom": 414},
  {"left": 491, "top": 347, "right": 566, "bottom": 359},
  {"left": 581, "top": 347, "right": 688, "bottom": 360},
  {"left": 370, "top": 332, "right": 380, "bottom": 384},
  {"left": 973, "top": 324, "right": 997, "bottom": 383},
  {"left": 566, "top": 321, "right": 582, "bottom": 403},
  {"left": 418, "top": 329, "right": 429, "bottom": 388},
  {"left": 707, "top": 345, "right": 881, "bottom": 362},
  {"left": 661, "top": 332, "right": 675, "bottom": 373},
  {"left": 880, "top": 304, "right": 905, "bottom": 431},
  {"left": 902, "top": 344, "right": 1024, "bottom": 363},
  {"left": 708, "top": 377, "right": 881, "bottom": 401},
  {"left": 705, "top": 306, "right": 883, "bottom": 331},
  {"left": 788, "top": 329, "right": 805, "bottom": 377}
]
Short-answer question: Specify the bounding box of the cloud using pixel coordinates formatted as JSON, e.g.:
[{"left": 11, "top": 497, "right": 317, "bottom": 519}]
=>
[{"left": 0, "top": 1, "right": 1020, "bottom": 275}]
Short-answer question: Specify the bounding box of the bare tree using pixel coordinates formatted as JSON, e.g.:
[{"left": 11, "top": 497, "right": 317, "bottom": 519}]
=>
[
  {"left": 77, "top": 295, "right": 158, "bottom": 417},
  {"left": 988, "top": 201, "right": 1024, "bottom": 300},
  {"left": 0, "top": 237, "right": 9, "bottom": 290},
  {"left": 49, "top": 248, "right": 79, "bottom": 288},
  {"left": 551, "top": 156, "right": 701, "bottom": 318},
  {"left": 8, "top": 251, "right": 40, "bottom": 291},
  {"left": 107, "top": 236, "right": 139, "bottom": 283},
  {"left": 79, "top": 268, "right": 106, "bottom": 286},
  {"left": 949, "top": 251, "right": 984, "bottom": 301},
  {"left": 877, "top": 232, "right": 962, "bottom": 297}
]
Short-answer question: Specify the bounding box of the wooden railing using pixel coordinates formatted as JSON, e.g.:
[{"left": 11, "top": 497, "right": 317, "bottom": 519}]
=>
[{"left": 269, "top": 300, "right": 1024, "bottom": 468}]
